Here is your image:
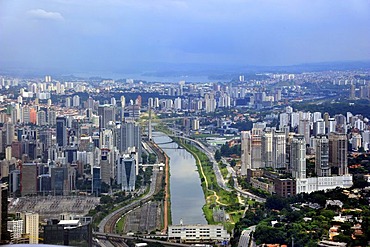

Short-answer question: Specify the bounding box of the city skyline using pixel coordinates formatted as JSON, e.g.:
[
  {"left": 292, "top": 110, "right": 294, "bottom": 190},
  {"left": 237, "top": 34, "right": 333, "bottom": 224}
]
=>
[{"left": 0, "top": 0, "right": 370, "bottom": 75}]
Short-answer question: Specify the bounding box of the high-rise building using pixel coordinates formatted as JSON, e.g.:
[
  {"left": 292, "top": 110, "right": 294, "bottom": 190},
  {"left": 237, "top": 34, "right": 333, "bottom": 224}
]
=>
[
  {"left": 56, "top": 116, "right": 67, "bottom": 147},
  {"left": 111, "top": 97, "right": 116, "bottom": 106},
  {"left": 291, "top": 135, "right": 306, "bottom": 179},
  {"left": 4, "top": 122, "right": 14, "bottom": 146},
  {"left": 351, "top": 133, "right": 362, "bottom": 151},
  {"left": 298, "top": 119, "right": 310, "bottom": 144},
  {"left": 36, "top": 110, "right": 46, "bottom": 126},
  {"left": 51, "top": 167, "right": 69, "bottom": 196},
  {"left": 92, "top": 167, "right": 101, "bottom": 196},
  {"left": 273, "top": 131, "right": 286, "bottom": 170},
  {"left": 100, "top": 149, "right": 111, "bottom": 185},
  {"left": 22, "top": 213, "right": 39, "bottom": 244},
  {"left": 279, "top": 113, "right": 289, "bottom": 130},
  {"left": 204, "top": 93, "right": 216, "bottom": 113},
  {"left": 362, "top": 130, "right": 370, "bottom": 152},
  {"left": 313, "top": 119, "right": 325, "bottom": 136},
  {"left": 350, "top": 84, "right": 356, "bottom": 99},
  {"left": 315, "top": 135, "right": 330, "bottom": 177},
  {"left": 48, "top": 110, "right": 56, "bottom": 126},
  {"left": 0, "top": 184, "right": 9, "bottom": 243},
  {"left": 72, "top": 95, "right": 80, "bottom": 107},
  {"left": 117, "top": 122, "right": 142, "bottom": 158},
  {"left": 261, "top": 128, "right": 274, "bottom": 168},
  {"left": 327, "top": 118, "right": 336, "bottom": 133},
  {"left": 329, "top": 132, "right": 348, "bottom": 175},
  {"left": 240, "top": 131, "right": 251, "bottom": 175},
  {"left": 249, "top": 124, "right": 265, "bottom": 169},
  {"left": 98, "top": 104, "right": 116, "bottom": 129},
  {"left": 21, "top": 163, "right": 38, "bottom": 196},
  {"left": 116, "top": 154, "right": 136, "bottom": 191}
]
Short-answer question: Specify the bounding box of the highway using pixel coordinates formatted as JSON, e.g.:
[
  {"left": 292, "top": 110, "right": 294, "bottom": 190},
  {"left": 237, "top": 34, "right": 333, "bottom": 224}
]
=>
[
  {"left": 238, "top": 225, "right": 256, "bottom": 247},
  {"left": 98, "top": 168, "right": 159, "bottom": 233}
]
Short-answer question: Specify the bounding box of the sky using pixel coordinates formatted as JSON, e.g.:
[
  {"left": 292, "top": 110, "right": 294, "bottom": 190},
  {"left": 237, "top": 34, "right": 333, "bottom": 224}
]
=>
[{"left": 0, "top": 0, "right": 369, "bottom": 74}]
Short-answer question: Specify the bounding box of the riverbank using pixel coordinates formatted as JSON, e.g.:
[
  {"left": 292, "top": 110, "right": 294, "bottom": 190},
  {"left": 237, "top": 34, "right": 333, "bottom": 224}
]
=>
[{"left": 173, "top": 137, "right": 245, "bottom": 231}]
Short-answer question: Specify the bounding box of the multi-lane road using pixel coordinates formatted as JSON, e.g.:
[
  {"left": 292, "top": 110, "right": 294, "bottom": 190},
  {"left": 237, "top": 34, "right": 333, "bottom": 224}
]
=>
[
  {"left": 238, "top": 225, "right": 256, "bottom": 247},
  {"left": 97, "top": 168, "right": 159, "bottom": 233}
]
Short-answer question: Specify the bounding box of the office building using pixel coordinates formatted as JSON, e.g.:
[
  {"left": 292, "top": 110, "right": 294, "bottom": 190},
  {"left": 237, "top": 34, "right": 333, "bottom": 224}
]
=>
[
  {"left": 92, "top": 167, "right": 101, "bottom": 196},
  {"left": 315, "top": 135, "right": 331, "bottom": 177},
  {"left": 56, "top": 116, "right": 67, "bottom": 147},
  {"left": 51, "top": 166, "right": 74, "bottom": 196},
  {"left": 116, "top": 154, "right": 136, "bottom": 191},
  {"left": 21, "top": 163, "right": 38, "bottom": 196},
  {"left": 117, "top": 122, "right": 142, "bottom": 158},
  {"left": 100, "top": 149, "right": 111, "bottom": 185},
  {"left": 98, "top": 104, "right": 116, "bottom": 129},
  {"left": 329, "top": 132, "right": 348, "bottom": 175}
]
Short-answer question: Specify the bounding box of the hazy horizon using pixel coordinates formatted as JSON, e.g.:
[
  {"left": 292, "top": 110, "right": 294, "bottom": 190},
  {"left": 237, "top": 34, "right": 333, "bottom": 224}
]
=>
[{"left": 1, "top": 0, "right": 370, "bottom": 75}]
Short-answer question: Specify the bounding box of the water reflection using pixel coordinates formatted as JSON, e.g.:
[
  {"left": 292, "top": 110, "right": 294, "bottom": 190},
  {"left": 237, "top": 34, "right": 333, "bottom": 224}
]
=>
[{"left": 153, "top": 132, "right": 207, "bottom": 225}]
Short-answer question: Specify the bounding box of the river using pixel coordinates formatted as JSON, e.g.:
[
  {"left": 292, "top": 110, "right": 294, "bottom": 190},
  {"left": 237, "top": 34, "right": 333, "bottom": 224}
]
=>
[{"left": 152, "top": 132, "right": 207, "bottom": 225}]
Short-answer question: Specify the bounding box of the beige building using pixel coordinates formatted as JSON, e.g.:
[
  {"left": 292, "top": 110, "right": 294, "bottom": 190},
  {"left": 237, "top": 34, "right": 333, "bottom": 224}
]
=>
[
  {"left": 22, "top": 213, "right": 39, "bottom": 244},
  {"left": 329, "top": 132, "right": 348, "bottom": 175}
]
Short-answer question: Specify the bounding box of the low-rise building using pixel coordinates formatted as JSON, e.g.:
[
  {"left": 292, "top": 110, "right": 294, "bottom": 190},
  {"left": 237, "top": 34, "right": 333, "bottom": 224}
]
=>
[
  {"left": 168, "top": 224, "right": 230, "bottom": 244},
  {"left": 274, "top": 178, "right": 296, "bottom": 198}
]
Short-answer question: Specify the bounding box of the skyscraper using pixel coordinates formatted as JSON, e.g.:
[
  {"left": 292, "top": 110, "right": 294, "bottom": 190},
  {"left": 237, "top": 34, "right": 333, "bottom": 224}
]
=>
[
  {"left": 100, "top": 148, "right": 111, "bottom": 185},
  {"left": 98, "top": 104, "right": 116, "bottom": 129},
  {"left": 273, "top": 130, "right": 286, "bottom": 170},
  {"left": 118, "top": 122, "right": 142, "bottom": 158},
  {"left": 204, "top": 93, "right": 216, "bottom": 113},
  {"left": 315, "top": 135, "right": 330, "bottom": 177},
  {"left": 240, "top": 131, "right": 251, "bottom": 175},
  {"left": 291, "top": 135, "right": 306, "bottom": 179},
  {"left": 329, "top": 132, "right": 348, "bottom": 175},
  {"left": 116, "top": 154, "right": 136, "bottom": 191},
  {"left": 261, "top": 128, "right": 274, "bottom": 168},
  {"left": 56, "top": 116, "right": 67, "bottom": 147},
  {"left": 313, "top": 119, "right": 325, "bottom": 136},
  {"left": 298, "top": 119, "right": 310, "bottom": 144},
  {"left": 21, "top": 163, "right": 38, "bottom": 196}
]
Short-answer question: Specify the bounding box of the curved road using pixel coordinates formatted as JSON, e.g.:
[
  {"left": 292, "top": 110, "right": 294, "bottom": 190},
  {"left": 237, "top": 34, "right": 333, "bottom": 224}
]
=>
[{"left": 98, "top": 168, "right": 158, "bottom": 233}]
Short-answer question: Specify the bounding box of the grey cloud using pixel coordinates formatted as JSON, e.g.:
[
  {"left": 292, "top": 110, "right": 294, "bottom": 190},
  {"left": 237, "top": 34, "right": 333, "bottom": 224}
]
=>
[{"left": 27, "top": 9, "right": 64, "bottom": 21}]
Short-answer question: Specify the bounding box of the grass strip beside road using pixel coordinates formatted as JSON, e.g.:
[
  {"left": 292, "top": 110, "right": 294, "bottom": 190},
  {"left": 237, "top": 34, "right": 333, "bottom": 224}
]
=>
[{"left": 174, "top": 137, "right": 242, "bottom": 226}]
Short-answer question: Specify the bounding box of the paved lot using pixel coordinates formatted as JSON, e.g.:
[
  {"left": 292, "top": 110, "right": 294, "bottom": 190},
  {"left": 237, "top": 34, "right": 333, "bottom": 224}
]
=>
[{"left": 9, "top": 196, "right": 100, "bottom": 219}]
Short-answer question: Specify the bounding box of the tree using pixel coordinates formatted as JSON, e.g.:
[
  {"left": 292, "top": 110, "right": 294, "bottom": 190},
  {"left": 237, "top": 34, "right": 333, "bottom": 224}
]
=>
[
  {"left": 141, "top": 153, "right": 148, "bottom": 164},
  {"left": 230, "top": 159, "right": 237, "bottom": 167},
  {"left": 265, "top": 195, "right": 289, "bottom": 211},
  {"left": 214, "top": 150, "right": 221, "bottom": 162},
  {"left": 148, "top": 153, "right": 156, "bottom": 164}
]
